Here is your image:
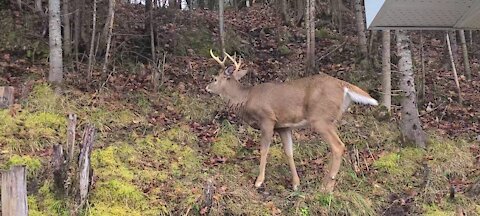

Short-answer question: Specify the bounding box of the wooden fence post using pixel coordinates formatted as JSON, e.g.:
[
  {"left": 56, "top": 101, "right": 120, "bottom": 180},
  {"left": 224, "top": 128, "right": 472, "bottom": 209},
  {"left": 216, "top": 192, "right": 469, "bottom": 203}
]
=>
[{"left": 1, "top": 165, "right": 28, "bottom": 216}]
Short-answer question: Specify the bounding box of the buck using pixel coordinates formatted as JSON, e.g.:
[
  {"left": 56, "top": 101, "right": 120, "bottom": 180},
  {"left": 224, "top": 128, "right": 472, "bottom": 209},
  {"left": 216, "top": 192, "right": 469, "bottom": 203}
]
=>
[{"left": 206, "top": 50, "right": 378, "bottom": 192}]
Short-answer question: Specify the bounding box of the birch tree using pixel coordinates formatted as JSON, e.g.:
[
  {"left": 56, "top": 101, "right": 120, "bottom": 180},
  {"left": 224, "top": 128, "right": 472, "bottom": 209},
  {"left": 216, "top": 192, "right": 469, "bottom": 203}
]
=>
[
  {"left": 63, "top": 0, "right": 71, "bottom": 57},
  {"left": 219, "top": 0, "right": 225, "bottom": 56},
  {"left": 305, "top": 0, "right": 315, "bottom": 74},
  {"left": 396, "top": 30, "right": 426, "bottom": 148},
  {"left": 102, "top": 0, "right": 116, "bottom": 74},
  {"left": 382, "top": 29, "right": 391, "bottom": 112},
  {"left": 458, "top": 30, "right": 472, "bottom": 80},
  {"left": 48, "top": 0, "right": 64, "bottom": 84},
  {"left": 354, "top": 0, "right": 367, "bottom": 58}
]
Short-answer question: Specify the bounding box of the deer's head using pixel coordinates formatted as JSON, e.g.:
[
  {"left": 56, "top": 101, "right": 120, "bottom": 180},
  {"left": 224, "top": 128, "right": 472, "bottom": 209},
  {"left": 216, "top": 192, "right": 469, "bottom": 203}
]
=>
[{"left": 206, "top": 49, "right": 248, "bottom": 95}]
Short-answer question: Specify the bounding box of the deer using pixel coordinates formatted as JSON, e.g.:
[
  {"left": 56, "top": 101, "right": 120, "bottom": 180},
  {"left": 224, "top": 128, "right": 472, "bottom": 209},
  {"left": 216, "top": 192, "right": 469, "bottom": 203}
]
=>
[{"left": 206, "top": 50, "right": 378, "bottom": 193}]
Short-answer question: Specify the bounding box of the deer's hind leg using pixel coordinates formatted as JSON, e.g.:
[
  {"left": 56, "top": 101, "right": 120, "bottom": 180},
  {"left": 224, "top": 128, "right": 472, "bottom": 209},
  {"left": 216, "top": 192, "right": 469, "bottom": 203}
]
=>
[
  {"left": 311, "top": 120, "right": 345, "bottom": 193},
  {"left": 277, "top": 128, "right": 300, "bottom": 190}
]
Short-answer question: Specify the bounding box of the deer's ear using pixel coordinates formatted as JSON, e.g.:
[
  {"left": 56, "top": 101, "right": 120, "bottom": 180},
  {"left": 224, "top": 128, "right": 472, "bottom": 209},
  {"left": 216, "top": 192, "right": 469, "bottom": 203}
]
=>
[
  {"left": 233, "top": 69, "right": 248, "bottom": 80},
  {"left": 224, "top": 66, "right": 235, "bottom": 77}
]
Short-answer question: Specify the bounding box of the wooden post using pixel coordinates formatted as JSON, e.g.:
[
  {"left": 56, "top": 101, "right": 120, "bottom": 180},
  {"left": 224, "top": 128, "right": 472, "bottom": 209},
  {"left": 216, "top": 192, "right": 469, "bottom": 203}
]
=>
[
  {"left": 78, "top": 125, "right": 95, "bottom": 210},
  {"left": 0, "top": 86, "right": 14, "bottom": 109},
  {"left": 1, "top": 166, "right": 28, "bottom": 216}
]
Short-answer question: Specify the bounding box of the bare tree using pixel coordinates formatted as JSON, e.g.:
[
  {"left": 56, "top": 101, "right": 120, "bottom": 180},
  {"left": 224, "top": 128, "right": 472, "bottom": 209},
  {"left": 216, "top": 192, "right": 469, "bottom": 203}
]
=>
[
  {"left": 219, "top": 0, "right": 225, "bottom": 56},
  {"left": 446, "top": 32, "right": 462, "bottom": 103},
  {"left": 35, "top": 0, "right": 43, "bottom": 14},
  {"left": 381, "top": 29, "right": 391, "bottom": 112},
  {"left": 73, "top": 0, "right": 83, "bottom": 63},
  {"left": 354, "top": 0, "right": 367, "bottom": 58},
  {"left": 280, "top": 0, "right": 288, "bottom": 25},
  {"left": 49, "top": 0, "right": 64, "bottom": 84},
  {"left": 396, "top": 30, "right": 426, "bottom": 148},
  {"left": 458, "top": 30, "right": 472, "bottom": 80},
  {"left": 87, "top": 0, "right": 97, "bottom": 80},
  {"left": 102, "top": 0, "right": 116, "bottom": 74},
  {"left": 305, "top": 0, "right": 315, "bottom": 74},
  {"left": 63, "top": 0, "right": 71, "bottom": 57}
]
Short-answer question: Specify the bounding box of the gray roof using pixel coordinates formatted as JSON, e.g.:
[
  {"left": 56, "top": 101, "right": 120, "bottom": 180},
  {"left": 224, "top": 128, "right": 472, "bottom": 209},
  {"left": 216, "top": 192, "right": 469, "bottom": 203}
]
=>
[{"left": 366, "top": 0, "right": 480, "bottom": 30}]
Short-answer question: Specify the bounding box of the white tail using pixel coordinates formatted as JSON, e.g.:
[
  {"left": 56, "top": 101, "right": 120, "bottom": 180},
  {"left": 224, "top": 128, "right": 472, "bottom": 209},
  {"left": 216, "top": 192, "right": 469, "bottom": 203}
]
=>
[{"left": 344, "top": 87, "right": 379, "bottom": 106}]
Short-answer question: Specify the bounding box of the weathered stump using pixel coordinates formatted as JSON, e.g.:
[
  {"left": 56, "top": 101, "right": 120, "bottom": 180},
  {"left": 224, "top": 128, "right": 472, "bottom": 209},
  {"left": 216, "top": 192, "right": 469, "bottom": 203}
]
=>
[
  {"left": 78, "top": 125, "right": 95, "bottom": 210},
  {"left": 0, "top": 86, "right": 14, "bottom": 109},
  {"left": 1, "top": 165, "right": 28, "bottom": 216}
]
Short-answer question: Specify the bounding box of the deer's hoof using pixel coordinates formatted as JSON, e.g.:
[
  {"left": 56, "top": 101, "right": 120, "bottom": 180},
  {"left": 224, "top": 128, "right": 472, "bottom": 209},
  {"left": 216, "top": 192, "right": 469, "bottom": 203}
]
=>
[
  {"left": 254, "top": 180, "right": 263, "bottom": 188},
  {"left": 321, "top": 178, "right": 336, "bottom": 193}
]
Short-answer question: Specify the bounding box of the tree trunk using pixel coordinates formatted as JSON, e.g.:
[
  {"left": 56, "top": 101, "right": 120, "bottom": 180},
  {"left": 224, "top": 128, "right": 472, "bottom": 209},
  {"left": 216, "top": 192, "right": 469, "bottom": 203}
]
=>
[
  {"left": 1, "top": 166, "right": 28, "bottom": 216},
  {"left": 381, "top": 29, "right": 391, "bottom": 112},
  {"left": 49, "top": 0, "right": 64, "bottom": 84},
  {"left": 73, "top": 0, "right": 81, "bottom": 64},
  {"left": 280, "top": 0, "right": 288, "bottom": 25},
  {"left": 219, "top": 0, "right": 225, "bottom": 56},
  {"left": 420, "top": 31, "right": 426, "bottom": 101},
  {"left": 468, "top": 30, "right": 473, "bottom": 47},
  {"left": 458, "top": 30, "right": 471, "bottom": 80},
  {"left": 87, "top": 0, "right": 97, "bottom": 80},
  {"left": 35, "top": 0, "right": 43, "bottom": 14},
  {"left": 146, "top": 0, "right": 152, "bottom": 33},
  {"left": 354, "top": 0, "right": 367, "bottom": 58},
  {"left": 396, "top": 30, "right": 426, "bottom": 148},
  {"left": 63, "top": 0, "right": 71, "bottom": 57},
  {"left": 446, "top": 32, "right": 462, "bottom": 103},
  {"left": 208, "top": 0, "right": 215, "bottom": 9},
  {"left": 198, "top": 0, "right": 204, "bottom": 9},
  {"left": 305, "top": 0, "right": 315, "bottom": 74},
  {"left": 102, "top": 0, "right": 115, "bottom": 74},
  {"left": 448, "top": 31, "right": 459, "bottom": 65}
]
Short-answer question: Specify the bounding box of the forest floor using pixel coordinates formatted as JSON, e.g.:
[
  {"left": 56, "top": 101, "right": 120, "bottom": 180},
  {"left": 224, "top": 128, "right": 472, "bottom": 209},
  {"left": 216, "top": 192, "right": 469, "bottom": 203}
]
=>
[{"left": 1, "top": 2, "right": 480, "bottom": 216}]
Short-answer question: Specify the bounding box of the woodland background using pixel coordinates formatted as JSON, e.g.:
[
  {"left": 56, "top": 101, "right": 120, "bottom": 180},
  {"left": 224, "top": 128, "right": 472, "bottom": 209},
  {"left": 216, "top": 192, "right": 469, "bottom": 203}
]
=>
[{"left": 0, "top": 0, "right": 479, "bottom": 215}]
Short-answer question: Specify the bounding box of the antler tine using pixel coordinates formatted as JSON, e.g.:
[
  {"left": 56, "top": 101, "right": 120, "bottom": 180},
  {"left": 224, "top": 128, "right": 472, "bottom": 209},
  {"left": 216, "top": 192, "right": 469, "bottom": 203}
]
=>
[
  {"left": 225, "top": 52, "right": 242, "bottom": 71},
  {"left": 210, "top": 49, "right": 227, "bottom": 67}
]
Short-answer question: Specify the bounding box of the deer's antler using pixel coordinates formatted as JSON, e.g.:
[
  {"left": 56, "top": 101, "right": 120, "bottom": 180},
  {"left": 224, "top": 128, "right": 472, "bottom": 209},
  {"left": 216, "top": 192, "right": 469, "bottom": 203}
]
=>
[
  {"left": 225, "top": 52, "right": 242, "bottom": 72},
  {"left": 210, "top": 49, "right": 227, "bottom": 68}
]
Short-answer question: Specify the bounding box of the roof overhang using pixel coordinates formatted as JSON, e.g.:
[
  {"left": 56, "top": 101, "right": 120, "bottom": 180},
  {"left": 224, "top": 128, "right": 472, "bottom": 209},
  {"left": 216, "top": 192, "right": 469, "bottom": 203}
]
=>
[{"left": 366, "top": 0, "right": 480, "bottom": 30}]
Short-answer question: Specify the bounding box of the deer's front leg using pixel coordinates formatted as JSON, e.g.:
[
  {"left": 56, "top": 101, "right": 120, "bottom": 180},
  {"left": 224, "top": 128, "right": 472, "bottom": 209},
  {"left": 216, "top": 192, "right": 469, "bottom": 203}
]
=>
[{"left": 254, "top": 121, "right": 275, "bottom": 188}]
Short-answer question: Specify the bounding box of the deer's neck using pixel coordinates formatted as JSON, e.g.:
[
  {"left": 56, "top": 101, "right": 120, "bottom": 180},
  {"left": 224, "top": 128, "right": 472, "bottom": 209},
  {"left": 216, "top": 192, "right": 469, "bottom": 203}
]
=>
[{"left": 222, "top": 82, "right": 250, "bottom": 109}]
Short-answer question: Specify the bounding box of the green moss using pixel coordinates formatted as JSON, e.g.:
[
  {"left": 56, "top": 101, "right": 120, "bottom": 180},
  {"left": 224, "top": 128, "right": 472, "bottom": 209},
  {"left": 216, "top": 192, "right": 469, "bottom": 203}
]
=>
[
  {"left": 315, "top": 28, "right": 331, "bottom": 39},
  {"left": 424, "top": 204, "right": 455, "bottom": 216},
  {"left": 172, "top": 92, "right": 215, "bottom": 122},
  {"left": 211, "top": 133, "right": 238, "bottom": 158},
  {"left": 278, "top": 45, "right": 291, "bottom": 56},
  {"left": 164, "top": 124, "right": 198, "bottom": 145},
  {"left": 28, "top": 196, "right": 44, "bottom": 216},
  {"left": 91, "top": 145, "right": 136, "bottom": 181},
  {"left": 1, "top": 108, "right": 66, "bottom": 152},
  {"left": 5, "top": 155, "right": 42, "bottom": 179},
  {"left": 37, "top": 181, "right": 69, "bottom": 215},
  {"left": 373, "top": 152, "right": 400, "bottom": 174},
  {"left": 25, "top": 83, "right": 59, "bottom": 113}
]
